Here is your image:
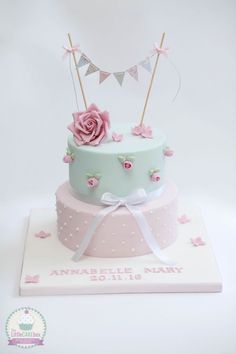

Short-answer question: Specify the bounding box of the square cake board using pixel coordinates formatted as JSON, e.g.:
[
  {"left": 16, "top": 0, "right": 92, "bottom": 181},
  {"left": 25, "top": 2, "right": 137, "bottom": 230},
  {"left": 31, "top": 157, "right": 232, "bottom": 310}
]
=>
[{"left": 20, "top": 207, "right": 222, "bottom": 296}]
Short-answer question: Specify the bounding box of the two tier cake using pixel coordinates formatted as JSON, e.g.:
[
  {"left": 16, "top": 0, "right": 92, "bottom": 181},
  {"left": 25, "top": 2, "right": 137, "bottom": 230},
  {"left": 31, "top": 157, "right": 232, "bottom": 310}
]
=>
[{"left": 56, "top": 104, "right": 177, "bottom": 262}]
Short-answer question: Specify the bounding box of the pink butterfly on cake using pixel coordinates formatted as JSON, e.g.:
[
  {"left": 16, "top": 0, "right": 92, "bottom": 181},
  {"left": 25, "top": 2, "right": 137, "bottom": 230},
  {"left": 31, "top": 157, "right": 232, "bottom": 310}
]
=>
[
  {"left": 191, "top": 237, "right": 205, "bottom": 247},
  {"left": 35, "top": 230, "right": 51, "bottom": 239},
  {"left": 24, "top": 275, "right": 40, "bottom": 283},
  {"left": 178, "top": 214, "right": 191, "bottom": 224}
]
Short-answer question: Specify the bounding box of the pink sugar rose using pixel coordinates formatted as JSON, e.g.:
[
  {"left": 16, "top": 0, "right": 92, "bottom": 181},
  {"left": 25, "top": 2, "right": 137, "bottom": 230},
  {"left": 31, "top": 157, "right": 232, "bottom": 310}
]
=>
[
  {"left": 87, "top": 177, "right": 99, "bottom": 188},
  {"left": 123, "top": 160, "right": 133, "bottom": 170},
  {"left": 151, "top": 172, "right": 160, "bottom": 182},
  {"left": 68, "top": 103, "right": 110, "bottom": 146},
  {"left": 63, "top": 154, "right": 73, "bottom": 163}
]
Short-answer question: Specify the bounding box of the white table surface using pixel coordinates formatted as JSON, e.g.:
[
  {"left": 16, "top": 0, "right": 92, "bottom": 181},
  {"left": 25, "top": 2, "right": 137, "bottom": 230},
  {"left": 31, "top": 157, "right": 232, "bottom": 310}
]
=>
[{"left": 0, "top": 0, "right": 236, "bottom": 353}]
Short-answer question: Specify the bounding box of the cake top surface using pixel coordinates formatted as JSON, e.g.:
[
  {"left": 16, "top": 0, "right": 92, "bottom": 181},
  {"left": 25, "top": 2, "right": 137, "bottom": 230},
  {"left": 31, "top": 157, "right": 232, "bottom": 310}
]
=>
[{"left": 68, "top": 123, "right": 166, "bottom": 154}]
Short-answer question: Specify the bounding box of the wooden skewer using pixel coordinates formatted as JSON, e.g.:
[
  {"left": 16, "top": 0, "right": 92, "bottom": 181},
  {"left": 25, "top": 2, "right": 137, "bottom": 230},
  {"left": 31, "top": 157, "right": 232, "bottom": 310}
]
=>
[
  {"left": 68, "top": 33, "right": 88, "bottom": 110},
  {"left": 139, "top": 32, "right": 165, "bottom": 126}
]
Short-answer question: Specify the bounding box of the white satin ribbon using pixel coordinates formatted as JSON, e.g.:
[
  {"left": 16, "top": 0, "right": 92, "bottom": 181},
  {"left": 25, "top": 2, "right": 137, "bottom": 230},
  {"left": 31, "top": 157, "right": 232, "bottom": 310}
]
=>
[{"left": 72, "top": 188, "right": 176, "bottom": 265}]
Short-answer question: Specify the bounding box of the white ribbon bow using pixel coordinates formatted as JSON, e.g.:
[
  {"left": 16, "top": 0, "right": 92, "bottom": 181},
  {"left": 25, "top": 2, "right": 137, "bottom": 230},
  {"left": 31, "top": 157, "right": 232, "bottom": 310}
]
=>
[{"left": 72, "top": 189, "right": 175, "bottom": 265}]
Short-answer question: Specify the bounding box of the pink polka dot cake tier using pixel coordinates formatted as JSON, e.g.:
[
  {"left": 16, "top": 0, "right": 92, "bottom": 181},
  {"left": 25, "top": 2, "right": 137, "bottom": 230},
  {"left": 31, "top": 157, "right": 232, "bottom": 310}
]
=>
[{"left": 56, "top": 181, "right": 178, "bottom": 258}]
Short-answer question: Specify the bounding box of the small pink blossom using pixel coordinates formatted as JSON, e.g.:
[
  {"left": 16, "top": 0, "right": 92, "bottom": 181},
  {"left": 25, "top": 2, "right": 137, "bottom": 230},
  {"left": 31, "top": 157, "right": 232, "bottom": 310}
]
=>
[
  {"left": 68, "top": 103, "right": 110, "bottom": 146},
  {"left": 131, "top": 124, "right": 153, "bottom": 139},
  {"left": 123, "top": 160, "right": 133, "bottom": 170},
  {"left": 87, "top": 177, "right": 99, "bottom": 188},
  {"left": 178, "top": 214, "right": 191, "bottom": 224},
  {"left": 35, "top": 230, "right": 51, "bottom": 239},
  {"left": 151, "top": 172, "right": 160, "bottom": 182},
  {"left": 112, "top": 132, "right": 123, "bottom": 142},
  {"left": 24, "top": 275, "right": 40, "bottom": 283},
  {"left": 191, "top": 237, "right": 205, "bottom": 247},
  {"left": 63, "top": 154, "right": 74, "bottom": 163},
  {"left": 164, "top": 147, "right": 174, "bottom": 157}
]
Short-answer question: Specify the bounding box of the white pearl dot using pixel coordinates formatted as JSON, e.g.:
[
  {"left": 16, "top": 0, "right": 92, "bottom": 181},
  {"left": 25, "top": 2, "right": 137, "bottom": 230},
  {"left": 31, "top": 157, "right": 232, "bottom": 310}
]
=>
[
  {"left": 111, "top": 214, "right": 115, "bottom": 218},
  {"left": 131, "top": 231, "right": 135, "bottom": 235},
  {"left": 65, "top": 238, "right": 68, "bottom": 241},
  {"left": 69, "top": 215, "right": 72, "bottom": 219},
  {"left": 69, "top": 233, "right": 73, "bottom": 237},
  {"left": 140, "top": 238, "right": 144, "bottom": 243},
  {"left": 60, "top": 226, "right": 63, "bottom": 230},
  {"left": 63, "top": 222, "right": 67, "bottom": 226},
  {"left": 84, "top": 220, "right": 88, "bottom": 224},
  {"left": 76, "top": 244, "right": 79, "bottom": 248},
  {"left": 112, "top": 232, "right": 116, "bottom": 236},
  {"left": 121, "top": 240, "right": 125, "bottom": 245},
  {"left": 101, "top": 223, "right": 105, "bottom": 227},
  {"left": 131, "top": 248, "right": 136, "bottom": 252},
  {"left": 93, "top": 248, "right": 97, "bottom": 251},
  {"left": 122, "top": 223, "right": 126, "bottom": 227},
  {"left": 101, "top": 240, "right": 105, "bottom": 244},
  {"left": 75, "top": 227, "right": 79, "bottom": 231},
  {"left": 149, "top": 210, "right": 153, "bottom": 214},
  {"left": 111, "top": 249, "right": 115, "bottom": 253}
]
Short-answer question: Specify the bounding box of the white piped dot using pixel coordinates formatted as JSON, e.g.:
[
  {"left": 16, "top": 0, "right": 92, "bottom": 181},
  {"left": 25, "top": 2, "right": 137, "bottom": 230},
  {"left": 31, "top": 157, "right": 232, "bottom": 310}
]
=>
[
  {"left": 111, "top": 214, "right": 115, "bottom": 218},
  {"left": 122, "top": 223, "right": 126, "bottom": 227},
  {"left": 121, "top": 240, "right": 125, "bottom": 245},
  {"left": 101, "top": 223, "right": 105, "bottom": 227},
  {"left": 131, "top": 248, "right": 136, "bottom": 252},
  {"left": 63, "top": 222, "right": 67, "bottom": 226},
  {"left": 93, "top": 248, "right": 97, "bottom": 251},
  {"left": 112, "top": 232, "right": 116, "bottom": 236},
  {"left": 84, "top": 220, "right": 88, "bottom": 224},
  {"left": 64, "top": 238, "right": 68, "bottom": 241},
  {"left": 101, "top": 240, "right": 106, "bottom": 244},
  {"left": 69, "top": 233, "right": 73, "bottom": 237},
  {"left": 111, "top": 249, "right": 115, "bottom": 253},
  {"left": 60, "top": 226, "right": 63, "bottom": 230},
  {"left": 76, "top": 244, "right": 79, "bottom": 248},
  {"left": 131, "top": 231, "right": 135, "bottom": 235},
  {"left": 140, "top": 238, "right": 144, "bottom": 243},
  {"left": 149, "top": 210, "right": 153, "bottom": 214},
  {"left": 69, "top": 215, "right": 72, "bottom": 219},
  {"left": 75, "top": 227, "right": 79, "bottom": 231}
]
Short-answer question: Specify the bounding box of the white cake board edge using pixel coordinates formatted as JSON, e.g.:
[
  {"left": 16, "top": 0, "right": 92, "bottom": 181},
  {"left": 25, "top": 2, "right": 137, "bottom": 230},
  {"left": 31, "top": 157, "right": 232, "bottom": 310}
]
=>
[{"left": 20, "top": 207, "right": 222, "bottom": 295}]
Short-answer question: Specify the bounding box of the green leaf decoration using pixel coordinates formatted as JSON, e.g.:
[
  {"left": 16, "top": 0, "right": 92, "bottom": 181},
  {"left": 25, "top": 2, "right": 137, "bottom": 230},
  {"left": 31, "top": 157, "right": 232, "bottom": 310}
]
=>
[
  {"left": 95, "top": 173, "right": 101, "bottom": 180},
  {"left": 118, "top": 155, "right": 125, "bottom": 163},
  {"left": 86, "top": 173, "right": 94, "bottom": 178},
  {"left": 127, "top": 155, "right": 136, "bottom": 162}
]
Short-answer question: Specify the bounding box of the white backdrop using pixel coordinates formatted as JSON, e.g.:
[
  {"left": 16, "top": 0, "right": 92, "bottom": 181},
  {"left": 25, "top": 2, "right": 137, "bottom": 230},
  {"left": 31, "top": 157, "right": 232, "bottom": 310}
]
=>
[{"left": 0, "top": 0, "right": 236, "bottom": 353}]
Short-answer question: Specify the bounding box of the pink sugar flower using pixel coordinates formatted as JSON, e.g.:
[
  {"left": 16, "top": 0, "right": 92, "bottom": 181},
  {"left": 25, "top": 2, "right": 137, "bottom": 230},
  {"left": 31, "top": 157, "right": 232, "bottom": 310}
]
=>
[
  {"left": 131, "top": 124, "right": 153, "bottom": 139},
  {"left": 123, "top": 160, "right": 133, "bottom": 170},
  {"left": 68, "top": 103, "right": 110, "bottom": 146},
  {"left": 112, "top": 132, "right": 123, "bottom": 142},
  {"left": 24, "top": 275, "right": 40, "bottom": 283},
  {"left": 87, "top": 177, "right": 99, "bottom": 188},
  {"left": 191, "top": 237, "right": 205, "bottom": 247},
  {"left": 178, "top": 214, "right": 191, "bottom": 224},
  {"left": 164, "top": 147, "right": 174, "bottom": 157},
  {"left": 63, "top": 154, "right": 74, "bottom": 163},
  {"left": 151, "top": 172, "right": 160, "bottom": 182},
  {"left": 35, "top": 230, "right": 51, "bottom": 239}
]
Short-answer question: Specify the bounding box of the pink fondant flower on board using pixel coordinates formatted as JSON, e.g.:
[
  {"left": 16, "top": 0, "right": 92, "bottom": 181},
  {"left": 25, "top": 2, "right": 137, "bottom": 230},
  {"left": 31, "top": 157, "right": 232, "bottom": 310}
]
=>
[
  {"left": 24, "top": 275, "right": 40, "bottom": 283},
  {"left": 178, "top": 214, "right": 191, "bottom": 224},
  {"left": 112, "top": 132, "right": 123, "bottom": 142},
  {"left": 131, "top": 124, "right": 153, "bottom": 139},
  {"left": 68, "top": 103, "right": 110, "bottom": 146},
  {"left": 35, "top": 230, "right": 51, "bottom": 239},
  {"left": 149, "top": 169, "right": 160, "bottom": 182},
  {"left": 191, "top": 237, "right": 205, "bottom": 247}
]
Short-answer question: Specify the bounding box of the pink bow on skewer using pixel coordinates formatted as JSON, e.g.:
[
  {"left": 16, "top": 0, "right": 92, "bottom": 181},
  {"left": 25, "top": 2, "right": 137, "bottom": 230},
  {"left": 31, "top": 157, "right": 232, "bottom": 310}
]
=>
[
  {"left": 62, "top": 45, "right": 80, "bottom": 59},
  {"left": 153, "top": 43, "right": 169, "bottom": 57},
  {"left": 24, "top": 275, "right": 40, "bottom": 284}
]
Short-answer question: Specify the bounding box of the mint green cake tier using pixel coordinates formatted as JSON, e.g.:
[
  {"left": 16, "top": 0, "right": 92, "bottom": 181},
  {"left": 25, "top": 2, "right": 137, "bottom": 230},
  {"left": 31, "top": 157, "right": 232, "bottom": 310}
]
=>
[{"left": 67, "top": 124, "right": 167, "bottom": 205}]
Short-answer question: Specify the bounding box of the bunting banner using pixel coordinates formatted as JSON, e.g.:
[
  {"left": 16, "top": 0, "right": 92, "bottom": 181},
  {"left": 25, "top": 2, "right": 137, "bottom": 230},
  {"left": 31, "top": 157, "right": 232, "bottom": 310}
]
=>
[{"left": 76, "top": 51, "right": 154, "bottom": 86}]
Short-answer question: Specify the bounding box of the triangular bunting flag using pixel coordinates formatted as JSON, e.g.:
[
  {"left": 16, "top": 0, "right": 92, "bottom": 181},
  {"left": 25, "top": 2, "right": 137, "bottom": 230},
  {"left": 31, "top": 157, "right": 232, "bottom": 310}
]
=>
[
  {"left": 99, "top": 71, "right": 111, "bottom": 84},
  {"left": 85, "top": 63, "right": 99, "bottom": 76},
  {"left": 127, "top": 65, "right": 138, "bottom": 81},
  {"left": 77, "top": 53, "right": 90, "bottom": 68},
  {"left": 139, "top": 57, "right": 152, "bottom": 72},
  {"left": 113, "top": 72, "right": 125, "bottom": 86}
]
